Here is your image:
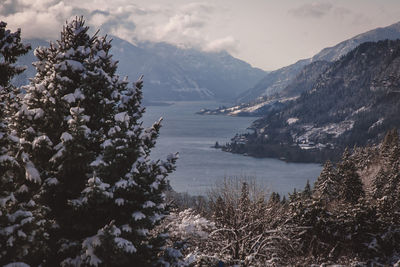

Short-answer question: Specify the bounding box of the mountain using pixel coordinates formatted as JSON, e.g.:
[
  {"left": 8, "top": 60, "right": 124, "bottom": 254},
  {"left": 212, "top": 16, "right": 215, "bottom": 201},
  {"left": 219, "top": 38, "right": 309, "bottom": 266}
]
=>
[
  {"left": 311, "top": 21, "right": 400, "bottom": 62},
  {"left": 197, "top": 60, "right": 331, "bottom": 116},
  {"left": 237, "top": 21, "right": 400, "bottom": 104},
  {"left": 279, "top": 61, "right": 332, "bottom": 98},
  {"left": 236, "top": 59, "right": 310, "bottom": 103},
  {"left": 14, "top": 37, "right": 266, "bottom": 102},
  {"left": 225, "top": 39, "right": 400, "bottom": 162}
]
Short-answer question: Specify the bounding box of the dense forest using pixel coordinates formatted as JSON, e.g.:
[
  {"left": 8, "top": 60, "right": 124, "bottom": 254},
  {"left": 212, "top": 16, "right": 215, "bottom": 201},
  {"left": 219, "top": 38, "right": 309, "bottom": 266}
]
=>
[{"left": 0, "top": 18, "right": 399, "bottom": 266}]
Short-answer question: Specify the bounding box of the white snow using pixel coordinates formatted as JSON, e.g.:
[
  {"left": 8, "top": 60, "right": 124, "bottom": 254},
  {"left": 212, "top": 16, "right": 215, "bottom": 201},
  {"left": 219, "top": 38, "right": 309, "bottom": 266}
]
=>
[
  {"left": 62, "top": 89, "right": 85, "bottom": 104},
  {"left": 3, "top": 263, "right": 30, "bottom": 267},
  {"left": 17, "top": 185, "right": 29, "bottom": 193},
  {"left": 61, "top": 132, "right": 73, "bottom": 142},
  {"left": 32, "top": 135, "right": 53, "bottom": 149},
  {"left": 114, "top": 237, "right": 137, "bottom": 253},
  {"left": 294, "top": 120, "right": 354, "bottom": 144},
  {"left": 115, "top": 198, "right": 125, "bottom": 206},
  {"left": 62, "top": 93, "right": 76, "bottom": 103},
  {"left": 114, "top": 112, "right": 129, "bottom": 122},
  {"left": 121, "top": 224, "right": 132, "bottom": 233},
  {"left": 136, "top": 228, "right": 149, "bottom": 236},
  {"left": 21, "top": 152, "right": 41, "bottom": 183},
  {"left": 101, "top": 139, "right": 112, "bottom": 148},
  {"left": 74, "top": 88, "right": 85, "bottom": 100},
  {"left": 8, "top": 210, "right": 33, "bottom": 223},
  {"left": 0, "top": 155, "right": 17, "bottom": 165},
  {"left": 65, "top": 59, "right": 84, "bottom": 71},
  {"left": 45, "top": 177, "right": 59, "bottom": 186},
  {"left": 142, "top": 201, "right": 156, "bottom": 208},
  {"left": 108, "top": 126, "right": 121, "bottom": 136},
  {"left": 369, "top": 118, "right": 384, "bottom": 131},
  {"left": 70, "top": 106, "right": 84, "bottom": 115},
  {"left": 81, "top": 125, "right": 91, "bottom": 137},
  {"left": 132, "top": 211, "right": 146, "bottom": 221},
  {"left": 287, "top": 117, "right": 299, "bottom": 125},
  {"left": 352, "top": 106, "right": 369, "bottom": 115},
  {"left": 31, "top": 108, "right": 44, "bottom": 120},
  {"left": 82, "top": 235, "right": 102, "bottom": 267},
  {"left": 50, "top": 147, "right": 65, "bottom": 162},
  {"left": 90, "top": 156, "right": 105, "bottom": 167},
  {"left": 150, "top": 181, "right": 160, "bottom": 190}
]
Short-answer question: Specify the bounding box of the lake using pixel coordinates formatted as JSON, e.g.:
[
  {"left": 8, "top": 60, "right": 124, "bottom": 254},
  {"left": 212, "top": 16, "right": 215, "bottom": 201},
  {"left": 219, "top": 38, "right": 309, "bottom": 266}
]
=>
[{"left": 142, "top": 101, "right": 322, "bottom": 196}]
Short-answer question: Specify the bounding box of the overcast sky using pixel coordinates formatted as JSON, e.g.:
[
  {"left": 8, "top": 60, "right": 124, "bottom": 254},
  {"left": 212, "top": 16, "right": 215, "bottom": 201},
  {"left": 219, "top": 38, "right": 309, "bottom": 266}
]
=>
[{"left": 2, "top": 0, "right": 400, "bottom": 70}]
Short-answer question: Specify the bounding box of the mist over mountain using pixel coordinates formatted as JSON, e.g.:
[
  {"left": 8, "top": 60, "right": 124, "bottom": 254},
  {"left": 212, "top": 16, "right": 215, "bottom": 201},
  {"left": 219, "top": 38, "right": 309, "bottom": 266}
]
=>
[
  {"left": 237, "top": 21, "right": 400, "bottom": 104},
  {"left": 14, "top": 37, "right": 266, "bottom": 102}
]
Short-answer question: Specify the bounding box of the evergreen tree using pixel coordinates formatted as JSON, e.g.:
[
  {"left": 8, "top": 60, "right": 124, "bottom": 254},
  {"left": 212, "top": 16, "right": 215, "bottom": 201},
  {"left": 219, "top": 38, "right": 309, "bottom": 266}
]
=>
[
  {"left": 10, "top": 17, "right": 177, "bottom": 266},
  {"left": 302, "top": 180, "right": 312, "bottom": 199},
  {"left": 0, "top": 21, "right": 50, "bottom": 266},
  {"left": 268, "top": 192, "right": 281, "bottom": 204},
  {"left": 313, "top": 161, "right": 339, "bottom": 203},
  {"left": 336, "top": 149, "right": 364, "bottom": 204}
]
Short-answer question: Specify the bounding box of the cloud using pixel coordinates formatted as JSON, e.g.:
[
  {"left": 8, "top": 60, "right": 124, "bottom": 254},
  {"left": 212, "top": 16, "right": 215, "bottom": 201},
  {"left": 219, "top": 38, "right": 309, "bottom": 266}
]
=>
[
  {"left": 0, "top": 0, "right": 26, "bottom": 15},
  {"left": 121, "top": 2, "right": 238, "bottom": 53},
  {"left": 0, "top": 0, "right": 237, "bottom": 54},
  {"left": 3, "top": 0, "right": 75, "bottom": 40},
  {"left": 204, "top": 36, "right": 238, "bottom": 53},
  {"left": 289, "top": 2, "right": 333, "bottom": 18}
]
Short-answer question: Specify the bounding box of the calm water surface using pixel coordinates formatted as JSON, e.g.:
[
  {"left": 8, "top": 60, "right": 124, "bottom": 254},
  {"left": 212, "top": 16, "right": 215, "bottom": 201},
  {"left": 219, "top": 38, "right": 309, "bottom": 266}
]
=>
[{"left": 142, "top": 101, "right": 322, "bottom": 196}]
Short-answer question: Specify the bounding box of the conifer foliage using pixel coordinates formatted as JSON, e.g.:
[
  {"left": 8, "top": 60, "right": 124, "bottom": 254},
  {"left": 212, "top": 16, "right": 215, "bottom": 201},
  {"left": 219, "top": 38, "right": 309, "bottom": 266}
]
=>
[
  {"left": 1, "top": 17, "right": 177, "bottom": 266},
  {"left": 0, "top": 21, "right": 49, "bottom": 266}
]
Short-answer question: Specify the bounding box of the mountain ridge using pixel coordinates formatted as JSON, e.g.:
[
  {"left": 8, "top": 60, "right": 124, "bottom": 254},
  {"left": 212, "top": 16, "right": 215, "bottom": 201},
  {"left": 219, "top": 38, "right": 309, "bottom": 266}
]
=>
[
  {"left": 14, "top": 36, "right": 266, "bottom": 102},
  {"left": 224, "top": 39, "right": 400, "bottom": 162},
  {"left": 237, "top": 21, "right": 400, "bottom": 104}
]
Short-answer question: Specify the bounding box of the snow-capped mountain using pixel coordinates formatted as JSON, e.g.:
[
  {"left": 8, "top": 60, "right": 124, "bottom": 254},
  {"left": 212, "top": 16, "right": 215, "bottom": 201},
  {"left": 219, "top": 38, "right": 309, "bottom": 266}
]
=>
[
  {"left": 14, "top": 37, "right": 266, "bottom": 102},
  {"left": 237, "top": 21, "right": 400, "bottom": 104}
]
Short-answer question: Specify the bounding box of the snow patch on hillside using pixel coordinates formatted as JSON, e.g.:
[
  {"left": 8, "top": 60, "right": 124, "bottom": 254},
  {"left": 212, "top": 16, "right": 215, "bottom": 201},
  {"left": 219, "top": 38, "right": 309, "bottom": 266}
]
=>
[
  {"left": 293, "top": 120, "right": 354, "bottom": 144},
  {"left": 287, "top": 118, "right": 299, "bottom": 125}
]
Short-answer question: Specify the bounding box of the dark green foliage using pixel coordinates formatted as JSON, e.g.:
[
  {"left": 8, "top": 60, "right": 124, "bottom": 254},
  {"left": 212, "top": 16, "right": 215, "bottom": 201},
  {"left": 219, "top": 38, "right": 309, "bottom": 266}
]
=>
[
  {"left": 313, "top": 161, "right": 339, "bottom": 203},
  {"left": 0, "top": 21, "right": 50, "bottom": 266},
  {"left": 0, "top": 21, "right": 30, "bottom": 86},
  {"left": 336, "top": 149, "right": 365, "bottom": 204},
  {"left": 302, "top": 180, "right": 312, "bottom": 199}
]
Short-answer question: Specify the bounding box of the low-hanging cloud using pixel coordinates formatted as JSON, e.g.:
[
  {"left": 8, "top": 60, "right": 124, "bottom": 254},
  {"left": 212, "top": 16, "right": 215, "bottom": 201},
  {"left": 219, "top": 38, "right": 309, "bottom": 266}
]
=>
[
  {"left": 0, "top": 0, "right": 238, "bottom": 54},
  {"left": 204, "top": 36, "right": 238, "bottom": 53}
]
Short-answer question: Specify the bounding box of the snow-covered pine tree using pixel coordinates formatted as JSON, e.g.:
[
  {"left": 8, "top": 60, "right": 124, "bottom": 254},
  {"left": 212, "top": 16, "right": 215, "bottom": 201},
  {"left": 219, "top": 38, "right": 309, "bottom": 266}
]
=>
[
  {"left": 0, "top": 21, "right": 50, "bottom": 266},
  {"left": 10, "top": 17, "right": 177, "bottom": 266},
  {"left": 313, "top": 161, "right": 339, "bottom": 203},
  {"left": 67, "top": 77, "right": 178, "bottom": 266},
  {"left": 336, "top": 149, "right": 364, "bottom": 204},
  {"left": 0, "top": 20, "right": 30, "bottom": 179}
]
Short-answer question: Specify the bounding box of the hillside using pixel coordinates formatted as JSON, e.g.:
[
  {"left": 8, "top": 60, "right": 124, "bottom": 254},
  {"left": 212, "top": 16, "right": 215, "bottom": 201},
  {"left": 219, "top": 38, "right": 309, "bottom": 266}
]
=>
[
  {"left": 14, "top": 37, "right": 266, "bottom": 102},
  {"left": 198, "top": 61, "right": 331, "bottom": 116},
  {"left": 226, "top": 39, "right": 400, "bottom": 162},
  {"left": 236, "top": 21, "right": 400, "bottom": 104}
]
